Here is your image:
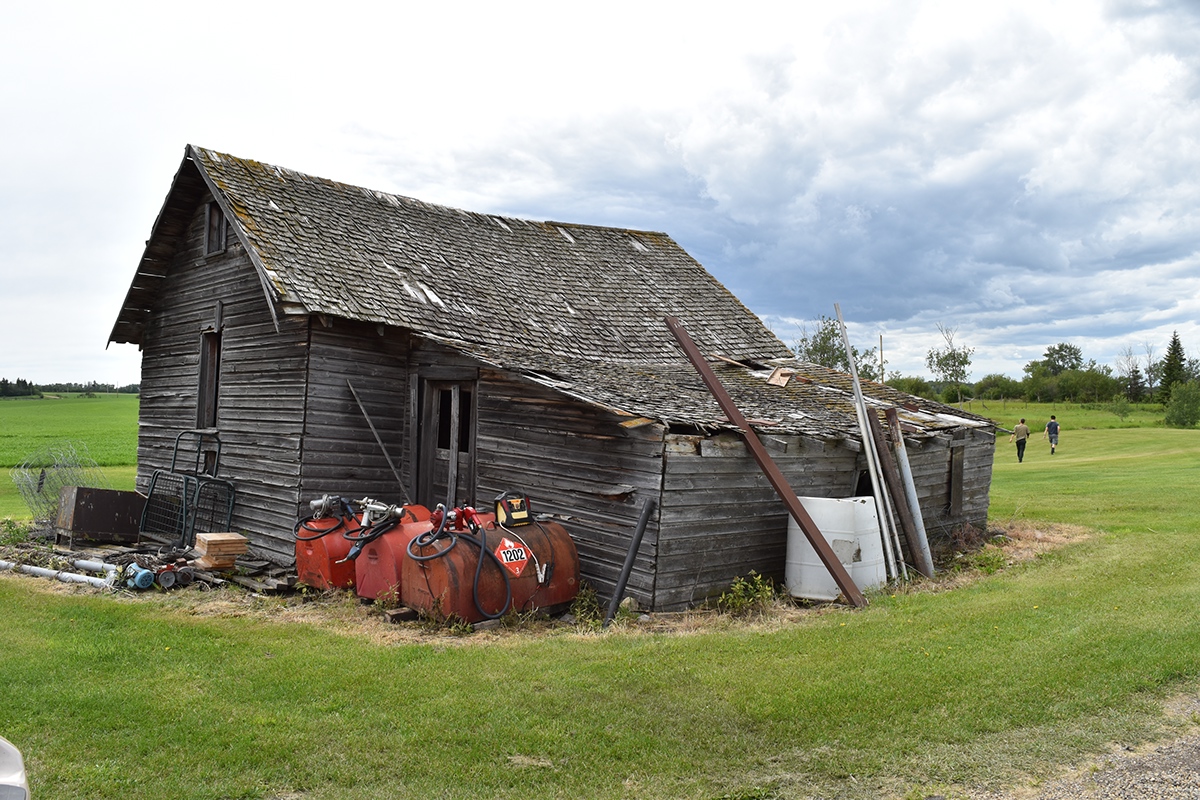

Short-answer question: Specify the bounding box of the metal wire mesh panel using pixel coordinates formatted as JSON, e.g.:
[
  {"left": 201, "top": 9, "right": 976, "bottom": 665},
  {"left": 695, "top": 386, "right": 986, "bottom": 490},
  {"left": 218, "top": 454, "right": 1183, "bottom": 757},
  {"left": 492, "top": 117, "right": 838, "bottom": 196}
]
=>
[
  {"left": 138, "top": 430, "right": 237, "bottom": 550},
  {"left": 9, "top": 442, "right": 113, "bottom": 524},
  {"left": 191, "top": 479, "right": 235, "bottom": 542},
  {"left": 140, "top": 470, "right": 196, "bottom": 547}
]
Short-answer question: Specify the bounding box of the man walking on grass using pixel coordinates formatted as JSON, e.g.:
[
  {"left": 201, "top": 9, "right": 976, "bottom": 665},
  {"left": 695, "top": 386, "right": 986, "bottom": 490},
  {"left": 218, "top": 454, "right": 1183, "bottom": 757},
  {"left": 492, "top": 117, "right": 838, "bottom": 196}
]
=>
[
  {"left": 1044, "top": 415, "right": 1060, "bottom": 455},
  {"left": 1012, "top": 418, "right": 1031, "bottom": 463}
]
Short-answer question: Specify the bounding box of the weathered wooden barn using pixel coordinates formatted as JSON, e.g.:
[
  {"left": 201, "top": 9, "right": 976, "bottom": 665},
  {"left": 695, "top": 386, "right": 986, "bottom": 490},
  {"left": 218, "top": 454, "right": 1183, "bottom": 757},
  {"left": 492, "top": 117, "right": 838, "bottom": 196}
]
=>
[{"left": 109, "top": 145, "right": 995, "bottom": 610}]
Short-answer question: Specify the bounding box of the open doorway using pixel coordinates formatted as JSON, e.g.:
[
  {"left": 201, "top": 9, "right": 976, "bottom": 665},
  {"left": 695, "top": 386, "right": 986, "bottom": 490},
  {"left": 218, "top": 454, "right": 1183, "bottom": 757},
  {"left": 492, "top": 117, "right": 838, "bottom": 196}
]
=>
[{"left": 417, "top": 379, "right": 477, "bottom": 509}]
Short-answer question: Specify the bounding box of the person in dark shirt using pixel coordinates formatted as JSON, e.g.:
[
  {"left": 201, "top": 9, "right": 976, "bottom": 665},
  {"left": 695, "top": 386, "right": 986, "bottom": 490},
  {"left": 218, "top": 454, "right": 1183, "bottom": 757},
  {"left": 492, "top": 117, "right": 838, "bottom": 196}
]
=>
[
  {"left": 1011, "top": 418, "right": 1031, "bottom": 463},
  {"left": 1044, "top": 415, "right": 1060, "bottom": 455}
]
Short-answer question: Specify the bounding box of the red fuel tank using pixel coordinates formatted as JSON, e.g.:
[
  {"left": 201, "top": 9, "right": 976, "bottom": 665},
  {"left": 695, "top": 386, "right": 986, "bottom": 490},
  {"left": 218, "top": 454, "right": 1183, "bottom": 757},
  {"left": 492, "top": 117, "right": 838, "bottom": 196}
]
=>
[
  {"left": 354, "top": 519, "right": 433, "bottom": 603},
  {"left": 401, "top": 517, "right": 580, "bottom": 624},
  {"left": 297, "top": 502, "right": 430, "bottom": 592},
  {"left": 295, "top": 513, "right": 360, "bottom": 590}
]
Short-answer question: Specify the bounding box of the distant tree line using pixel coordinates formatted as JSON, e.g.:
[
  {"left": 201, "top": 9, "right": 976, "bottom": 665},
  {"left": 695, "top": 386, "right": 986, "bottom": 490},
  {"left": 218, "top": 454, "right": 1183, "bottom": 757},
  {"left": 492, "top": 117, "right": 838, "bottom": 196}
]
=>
[
  {"left": 0, "top": 378, "right": 38, "bottom": 397},
  {"left": 967, "top": 332, "right": 1199, "bottom": 408},
  {"left": 0, "top": 379, "right": 139, "bottom": 396},
  {"left": 795, "top": 320, "right": 1200, "bottom": 428}
]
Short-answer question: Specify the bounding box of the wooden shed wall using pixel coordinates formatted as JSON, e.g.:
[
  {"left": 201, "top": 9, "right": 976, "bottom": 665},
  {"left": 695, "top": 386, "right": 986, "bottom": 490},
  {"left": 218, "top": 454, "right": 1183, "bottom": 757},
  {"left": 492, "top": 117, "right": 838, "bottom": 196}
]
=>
[
  {"left": 902, "top": 427, "right": 994, "bottom": 553},
  {"left": 136, "top": 197, "right": 310, "bottom": 563},
  {"left": 406, "top": 341, "right": 669, "bottom": 607},
  {"left": 657, "top": 432, "right": 861, "bottom": 610},
  {"left": 476, "top": 373, "right": 667, "bottom": 608},
  {"left": 297, "top": 321, "right": 413, "bottom": 515}
]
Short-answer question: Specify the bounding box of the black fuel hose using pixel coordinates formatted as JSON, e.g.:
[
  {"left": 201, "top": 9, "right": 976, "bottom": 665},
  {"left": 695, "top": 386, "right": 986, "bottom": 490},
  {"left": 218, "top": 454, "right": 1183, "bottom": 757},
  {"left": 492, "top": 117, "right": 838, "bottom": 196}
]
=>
[
  {"left": 293, "top": 498, "right": 359, "bottom": 541},
  {"left": 406, "top": 508, "right": 454, "bottom": 561},
  {"left": 293, "top": 515, "right": 348, "bottom": 541},
  {"left": 406, "top": 512, "right": 512, "bottom": 620},
  {"left": 338, "top": 504, "right": 420, "bottom": 559},
  {"left": 340, "top": 518, "right": 400, "bottom": 561},
  {"left": 465, "top": 525, "right": 512, "bottom": 620}
]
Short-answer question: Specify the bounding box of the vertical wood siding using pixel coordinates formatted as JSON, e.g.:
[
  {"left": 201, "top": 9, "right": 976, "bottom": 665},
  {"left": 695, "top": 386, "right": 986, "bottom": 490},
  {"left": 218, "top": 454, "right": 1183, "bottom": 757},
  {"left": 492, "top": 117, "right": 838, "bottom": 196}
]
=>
[
  {"left": 903, "top": 428, "right": 995, "bottom": 553},
  {"left": 440, "top": 358, "right": 669, "bottom": 608}
]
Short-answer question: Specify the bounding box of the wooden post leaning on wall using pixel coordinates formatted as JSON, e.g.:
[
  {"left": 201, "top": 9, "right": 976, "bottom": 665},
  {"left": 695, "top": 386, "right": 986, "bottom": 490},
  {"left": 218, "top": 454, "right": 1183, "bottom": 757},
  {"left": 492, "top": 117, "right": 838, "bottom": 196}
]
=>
[{"left": 664, "top": 316, "right": 868, "bottom": 608}]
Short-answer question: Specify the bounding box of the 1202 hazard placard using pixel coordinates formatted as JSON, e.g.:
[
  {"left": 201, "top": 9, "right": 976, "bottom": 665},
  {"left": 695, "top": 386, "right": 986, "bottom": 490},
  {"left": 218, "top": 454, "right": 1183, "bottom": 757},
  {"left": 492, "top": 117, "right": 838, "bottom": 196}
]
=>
[{"left": 494, "top": 537, "right": 530, "bottom": 577}]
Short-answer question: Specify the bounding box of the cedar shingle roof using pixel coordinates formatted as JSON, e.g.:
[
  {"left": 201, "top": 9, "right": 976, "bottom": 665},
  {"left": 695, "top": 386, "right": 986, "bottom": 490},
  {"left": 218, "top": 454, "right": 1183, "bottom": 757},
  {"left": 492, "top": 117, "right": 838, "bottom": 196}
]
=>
[{"left": 111, "top": 145, "right": 990, "bottom": 439}]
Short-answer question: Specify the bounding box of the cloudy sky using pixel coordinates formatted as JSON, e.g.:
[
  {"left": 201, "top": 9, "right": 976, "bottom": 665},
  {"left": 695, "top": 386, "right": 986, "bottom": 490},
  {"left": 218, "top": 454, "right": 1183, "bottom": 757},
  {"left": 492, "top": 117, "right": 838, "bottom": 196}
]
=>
[{"left": 3, "top": 0, "right": 1198, "bottom": 386}]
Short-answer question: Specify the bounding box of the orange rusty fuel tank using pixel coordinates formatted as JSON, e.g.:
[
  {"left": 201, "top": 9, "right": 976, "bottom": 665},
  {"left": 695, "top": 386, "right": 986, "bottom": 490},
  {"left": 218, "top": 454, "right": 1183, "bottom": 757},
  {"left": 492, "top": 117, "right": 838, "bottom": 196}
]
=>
[
  {"left": 297, "top": 500, "right": 430, "bottom": 593},
  {"left": 401, "top": 513, "right": 580, "bottom": 624},
  {"left": 294, "top": 509, "right": 360, "bottom": 590}
]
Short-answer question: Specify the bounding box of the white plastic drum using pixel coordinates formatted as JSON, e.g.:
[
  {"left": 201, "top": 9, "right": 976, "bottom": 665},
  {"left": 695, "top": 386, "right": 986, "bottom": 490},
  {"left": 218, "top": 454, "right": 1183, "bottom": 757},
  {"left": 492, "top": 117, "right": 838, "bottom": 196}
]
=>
[{"left": 785, "top": 496, "right": 886, "bottom": 601}]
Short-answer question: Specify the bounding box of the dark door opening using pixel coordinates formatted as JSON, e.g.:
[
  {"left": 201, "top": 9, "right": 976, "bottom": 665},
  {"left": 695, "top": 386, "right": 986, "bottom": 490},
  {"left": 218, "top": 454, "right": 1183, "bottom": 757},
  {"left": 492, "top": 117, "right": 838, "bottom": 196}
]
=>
[{"left": 417, "top": 380, "right": 476, "bottom": 509}]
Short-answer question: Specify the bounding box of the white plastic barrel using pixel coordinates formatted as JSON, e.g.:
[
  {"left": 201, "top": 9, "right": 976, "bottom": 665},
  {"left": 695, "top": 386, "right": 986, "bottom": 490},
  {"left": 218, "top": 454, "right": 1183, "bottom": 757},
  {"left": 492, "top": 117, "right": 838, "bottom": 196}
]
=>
[{"left": 785, "top": 496, "right": 886, "bottom": 601}]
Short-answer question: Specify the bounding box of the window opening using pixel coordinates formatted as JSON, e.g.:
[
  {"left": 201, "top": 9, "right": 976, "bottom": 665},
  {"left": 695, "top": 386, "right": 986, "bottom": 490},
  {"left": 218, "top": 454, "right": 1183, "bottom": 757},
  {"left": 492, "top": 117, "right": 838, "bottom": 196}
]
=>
[
  {"left": 205, "top": 202, "right": 227, "bottom": 255},
  {"left": 436, "top": 388, "right": 472, "bottom": 453},
  {"left": 197, "top": 331, "right": 221, "bottom": 428}
]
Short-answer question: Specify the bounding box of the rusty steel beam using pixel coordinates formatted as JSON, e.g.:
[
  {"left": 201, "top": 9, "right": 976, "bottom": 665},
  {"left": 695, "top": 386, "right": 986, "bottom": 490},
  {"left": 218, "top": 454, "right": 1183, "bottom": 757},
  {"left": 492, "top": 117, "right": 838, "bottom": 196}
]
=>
[{"left": 664, "top": 316, "right": 868, "bottom": 608}]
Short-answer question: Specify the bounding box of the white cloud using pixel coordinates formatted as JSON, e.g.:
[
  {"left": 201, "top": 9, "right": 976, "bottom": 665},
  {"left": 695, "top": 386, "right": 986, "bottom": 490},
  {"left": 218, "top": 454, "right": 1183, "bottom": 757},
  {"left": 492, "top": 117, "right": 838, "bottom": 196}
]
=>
[{"left": 2, "top": 0, "right": 1200, "bottom": 384}]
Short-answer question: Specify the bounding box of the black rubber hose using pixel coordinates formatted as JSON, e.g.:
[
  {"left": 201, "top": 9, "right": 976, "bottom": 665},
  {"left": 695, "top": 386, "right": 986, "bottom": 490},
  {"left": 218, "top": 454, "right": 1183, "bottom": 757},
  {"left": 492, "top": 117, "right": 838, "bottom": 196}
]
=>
[
  {"left": 406, "top": 509, "right": 456, "bottom": 561},
  {"left": 406, "top": 515, "right": 512, "bottom": 620},
  {"left": 341, "top": 519, "right": 398, "bottom": 561},
  {"left": 293, "top": 516, "right": 347, "bottom": 542},
  {"left": 463, "top": 525, "right": 512, "bottom": 620}
]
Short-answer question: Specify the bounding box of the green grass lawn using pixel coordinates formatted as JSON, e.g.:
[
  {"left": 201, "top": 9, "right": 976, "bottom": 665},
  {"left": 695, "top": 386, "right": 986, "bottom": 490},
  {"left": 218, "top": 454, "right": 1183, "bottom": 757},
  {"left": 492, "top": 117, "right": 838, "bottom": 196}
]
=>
[
  {"left": 0, "top": 394, "right": 138, "bottom": 519},
  {"left": 0, "top": 394, "right": 138, "bottom": 466},
  {"left": 2, "top": 397, "right": 1200, "bottom": 798}
]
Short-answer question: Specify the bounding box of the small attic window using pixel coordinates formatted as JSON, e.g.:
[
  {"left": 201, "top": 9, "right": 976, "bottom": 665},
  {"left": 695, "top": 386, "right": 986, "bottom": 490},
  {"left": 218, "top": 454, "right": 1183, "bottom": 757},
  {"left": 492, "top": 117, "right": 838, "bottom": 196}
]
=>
[{"left": 205, "top": 202, "right": 227, "bottom": 255}]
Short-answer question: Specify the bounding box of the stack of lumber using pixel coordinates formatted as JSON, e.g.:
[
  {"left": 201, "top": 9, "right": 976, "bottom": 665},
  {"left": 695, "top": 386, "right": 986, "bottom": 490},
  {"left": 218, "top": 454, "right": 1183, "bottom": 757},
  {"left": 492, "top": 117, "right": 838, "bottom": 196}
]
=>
[{"left": 191, "top": 533, "right": 248, "bottom": 570}]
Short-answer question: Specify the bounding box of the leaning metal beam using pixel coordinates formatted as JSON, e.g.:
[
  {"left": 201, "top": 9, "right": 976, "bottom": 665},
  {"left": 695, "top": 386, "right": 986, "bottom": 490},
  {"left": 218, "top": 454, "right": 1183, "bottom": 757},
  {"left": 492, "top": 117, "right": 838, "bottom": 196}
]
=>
[{"left": 664, "top": 316, "right": 868, "bottom": 608}]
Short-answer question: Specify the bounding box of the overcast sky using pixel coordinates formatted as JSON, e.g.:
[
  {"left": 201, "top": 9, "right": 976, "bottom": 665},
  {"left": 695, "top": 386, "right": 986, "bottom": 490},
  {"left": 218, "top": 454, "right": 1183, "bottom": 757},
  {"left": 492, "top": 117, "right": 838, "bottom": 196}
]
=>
[{"left": 3, "top": 0, "right": 1198, "bottom": 386}]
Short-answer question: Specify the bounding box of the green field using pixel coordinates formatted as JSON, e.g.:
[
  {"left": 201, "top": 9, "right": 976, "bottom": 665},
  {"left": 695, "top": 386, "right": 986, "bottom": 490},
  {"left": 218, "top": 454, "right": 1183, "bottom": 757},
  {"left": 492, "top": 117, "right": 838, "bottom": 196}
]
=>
[
  {"left": 0, "top": 394, "right": 139, "bottom": 519},
  {"left": 959, "top": 398, "right": 1165, "bottom": 430},
  {"left": 2, "top": 398, "right": 1200, "bottom": 798}
]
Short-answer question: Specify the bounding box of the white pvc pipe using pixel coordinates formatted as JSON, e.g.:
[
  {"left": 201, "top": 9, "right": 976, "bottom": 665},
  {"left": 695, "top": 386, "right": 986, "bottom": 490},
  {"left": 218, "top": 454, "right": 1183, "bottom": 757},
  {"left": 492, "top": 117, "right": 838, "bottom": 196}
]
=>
[
  {"left": 0, "top": 559, "right": 113, "bottom": 589},
  {"left": 72, "top": 559, "right": 121, "bottom": 576}
]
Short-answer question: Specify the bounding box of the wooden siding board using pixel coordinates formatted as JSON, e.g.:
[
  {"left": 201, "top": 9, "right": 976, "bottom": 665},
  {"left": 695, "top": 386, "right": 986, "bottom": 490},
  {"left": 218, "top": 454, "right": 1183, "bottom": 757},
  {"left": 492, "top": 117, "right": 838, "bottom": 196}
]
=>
[
  {"left": 455, "top": 360, "right": 667, "bottom": 607},
  {"left": 298, "top": 320, "right": 413, "bottom": 514},
  {"left": 657, "top": 432, "right": 861, "bottom": 608},
  {"left": 134, "top": 201, "right": 308, "bottom": 561}
]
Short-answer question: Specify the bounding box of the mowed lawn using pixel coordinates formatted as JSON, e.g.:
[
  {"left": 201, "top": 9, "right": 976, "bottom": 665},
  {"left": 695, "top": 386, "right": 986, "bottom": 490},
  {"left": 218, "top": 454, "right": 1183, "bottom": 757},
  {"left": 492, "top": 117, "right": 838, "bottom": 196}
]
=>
[
  {"left": 0, "top": 394, "right": 138, "bottom": 519},
  {"left": 2, "top": 397, "right": 1200, "bottom": 798}
]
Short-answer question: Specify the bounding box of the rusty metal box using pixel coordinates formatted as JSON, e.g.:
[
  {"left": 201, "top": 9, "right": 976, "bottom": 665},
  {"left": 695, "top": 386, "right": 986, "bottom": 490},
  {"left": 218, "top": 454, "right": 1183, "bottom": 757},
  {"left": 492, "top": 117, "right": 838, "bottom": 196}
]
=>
[{"left": 55, "top": 486, "right": 145, "bottom": 546}]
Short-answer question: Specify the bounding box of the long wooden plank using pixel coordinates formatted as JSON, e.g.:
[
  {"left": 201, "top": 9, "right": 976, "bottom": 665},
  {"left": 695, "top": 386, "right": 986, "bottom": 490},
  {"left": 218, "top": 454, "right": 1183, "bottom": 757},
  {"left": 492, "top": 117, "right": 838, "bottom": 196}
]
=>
[{"left": 665, "top": 316, "right": 867, "bottom": 608}]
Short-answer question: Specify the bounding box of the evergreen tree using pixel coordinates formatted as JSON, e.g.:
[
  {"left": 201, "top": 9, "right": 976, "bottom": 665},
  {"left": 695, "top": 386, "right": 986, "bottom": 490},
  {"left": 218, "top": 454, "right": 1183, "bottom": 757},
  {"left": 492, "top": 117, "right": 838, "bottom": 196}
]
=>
[
  {"left": 1159, "top": 331, "right": 1187, "bottom": 402},
  {"left": 1165, "top": 381, "right": 1200, "bottom": 428},
  {"left": 1125, "top": 365, "right": 1145, "bottom": 401}
]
